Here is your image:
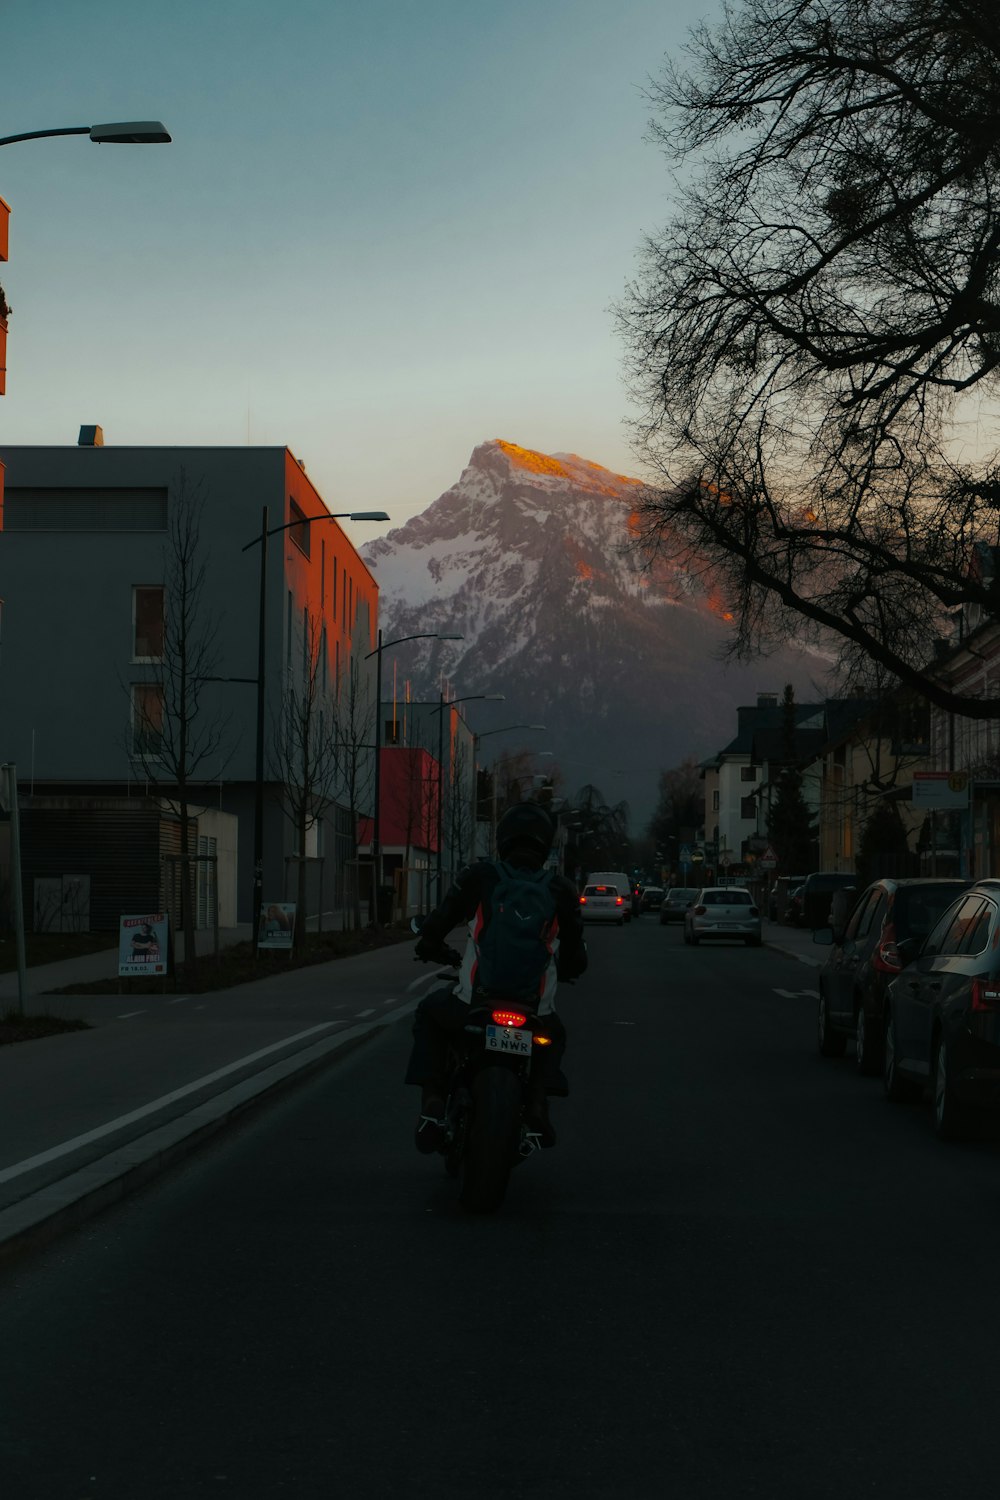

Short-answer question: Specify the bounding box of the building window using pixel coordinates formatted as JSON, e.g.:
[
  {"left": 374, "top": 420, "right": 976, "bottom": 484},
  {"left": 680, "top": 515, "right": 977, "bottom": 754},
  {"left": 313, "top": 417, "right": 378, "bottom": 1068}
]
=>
[
  {"left": 741, "top": 765, "right": 757, "bottom": 782},
  {"left": 132, "top": 684, "right": 165, "bottom": 758},
  {"left": 288, "top": 498, "right": 310, "bottom": 556},
  {"left": 132, "top": 586, "right": 165, "bottom": 660},
  {"left": 712, "top": 789, "right": 720, "bottom": 811},
  {"left": 740, "top": 796, "right": 757, "bottom": 820}
]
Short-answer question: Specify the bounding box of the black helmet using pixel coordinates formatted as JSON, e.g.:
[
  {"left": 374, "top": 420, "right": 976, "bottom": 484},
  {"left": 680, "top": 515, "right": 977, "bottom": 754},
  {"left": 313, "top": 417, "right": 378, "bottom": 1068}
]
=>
[{"left": 496, "top": 801, "right": 555, "bottom": 862}]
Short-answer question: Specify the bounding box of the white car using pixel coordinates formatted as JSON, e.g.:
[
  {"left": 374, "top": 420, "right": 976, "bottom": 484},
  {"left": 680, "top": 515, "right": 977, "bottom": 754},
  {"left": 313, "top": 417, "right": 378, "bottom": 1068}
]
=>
[
  {"left": 684, "top": 887, "right": 762, "bottom": 947},
  {"left": 579, "top": 883, "right": 627, "bottom": 926}
]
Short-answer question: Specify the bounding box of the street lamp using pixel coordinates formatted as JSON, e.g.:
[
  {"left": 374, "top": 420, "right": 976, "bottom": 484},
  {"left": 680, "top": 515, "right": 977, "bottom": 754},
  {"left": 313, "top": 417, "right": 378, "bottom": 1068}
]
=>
[
  {"left": 0, "top": 121, "right": 172, "bottom": 148},
  {"left": 242, "top": 507, "right": 390, "bottom": 945},
  {"left": 429, "top": 692, "right": 504, "bottom": 902},
  {"left": 364, "top": 629, "right": 463, "bottom": 923}
]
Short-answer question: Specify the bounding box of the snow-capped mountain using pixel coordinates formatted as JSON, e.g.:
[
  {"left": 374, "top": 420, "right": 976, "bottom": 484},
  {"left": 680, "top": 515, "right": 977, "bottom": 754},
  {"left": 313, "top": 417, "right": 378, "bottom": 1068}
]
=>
[{"left": 361, "top": 439, "right": 827, "bottom": 830}]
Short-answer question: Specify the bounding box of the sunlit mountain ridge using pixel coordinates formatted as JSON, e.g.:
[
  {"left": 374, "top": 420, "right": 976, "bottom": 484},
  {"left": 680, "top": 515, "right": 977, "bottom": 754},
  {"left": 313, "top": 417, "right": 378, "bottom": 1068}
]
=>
[{"left": 361, "top": 439, "right": 828, "bottom": 828}]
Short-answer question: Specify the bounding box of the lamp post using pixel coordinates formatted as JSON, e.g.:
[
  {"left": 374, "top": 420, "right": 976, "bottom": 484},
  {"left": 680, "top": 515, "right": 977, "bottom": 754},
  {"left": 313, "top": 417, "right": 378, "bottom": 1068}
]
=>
[
  {"left": 242, "top": 507, "right": 389, "bottom": 945},
  {"left": 364, "top": 629, "right": 463, "bottom": 924},
  {"left": 429, "top": 692, "right": 504, "bottom": 903}
]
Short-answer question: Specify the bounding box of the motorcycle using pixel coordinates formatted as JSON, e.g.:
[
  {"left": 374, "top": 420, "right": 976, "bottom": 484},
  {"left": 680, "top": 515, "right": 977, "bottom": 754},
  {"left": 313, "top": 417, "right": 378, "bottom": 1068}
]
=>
[{"left": 413, "top": 928, "right": 558, "bottom": 1213}]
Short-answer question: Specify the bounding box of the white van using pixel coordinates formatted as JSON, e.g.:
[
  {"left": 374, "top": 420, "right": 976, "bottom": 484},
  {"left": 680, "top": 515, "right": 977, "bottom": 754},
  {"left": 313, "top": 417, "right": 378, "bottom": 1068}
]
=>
[{"left": 586, "top": 871, "right": 634, "bottom": 922}]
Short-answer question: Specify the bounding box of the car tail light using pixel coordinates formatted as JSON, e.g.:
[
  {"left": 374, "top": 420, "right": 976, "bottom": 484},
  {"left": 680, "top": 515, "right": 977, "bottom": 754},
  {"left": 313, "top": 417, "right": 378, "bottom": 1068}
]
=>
[
  {"left": 492, "top": 1008, "right": 527, "bottom": 1028},
  {"left": 873, "top": 922, "right": 902, "bottom": 973},
  {"left": 579, "top": 895, "right": 587, "bottom": 905},
  {"left": 693, "top": 905, "right": 707, "bottom": 916},
  {"left": 972, "top": 980, "right": 1000, "bottom": 1013},
  {"left": 615, "top": 896, "right": 624, "bottom": 906}
]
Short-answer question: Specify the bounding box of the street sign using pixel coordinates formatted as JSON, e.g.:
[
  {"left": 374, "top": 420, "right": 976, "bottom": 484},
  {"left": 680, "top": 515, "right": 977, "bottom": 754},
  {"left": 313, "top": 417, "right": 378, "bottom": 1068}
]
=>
[
  {"left": 912, "top": 771, "right": 969, "bottom": 809},
  {"left": 759, "top": 844, "right": 777, "bottom": 870},
  {"left": 690, "top": 848, "right": 705, "bottom": 863},
  {"left": 679, "top": 844, "right": 692, "bottom": 864},
  {"left": 720, "top": 854, "right": 731, "bottom": 868}
]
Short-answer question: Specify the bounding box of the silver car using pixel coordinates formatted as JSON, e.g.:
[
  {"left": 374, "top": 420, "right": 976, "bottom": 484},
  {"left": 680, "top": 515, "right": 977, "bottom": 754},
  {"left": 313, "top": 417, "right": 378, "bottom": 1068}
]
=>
[{"left": 684, "top": 887, "right": 762, "bottom": 947}]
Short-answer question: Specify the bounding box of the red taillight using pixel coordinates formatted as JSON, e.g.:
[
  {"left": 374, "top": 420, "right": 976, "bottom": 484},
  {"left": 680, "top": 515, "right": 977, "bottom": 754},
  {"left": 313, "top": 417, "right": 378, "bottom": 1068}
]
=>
[
  {"left": 615, "top": 896, "right": 624, "bottom": 906},
  {"left": 972, "top": 980, "right": 1000, "bottom": 1013},
  {"left": 579, "top": 895, "right": 587, "bottom": 905},
  {"left": 693, "top": 905, "right": 707, "bottom": 916},
  {"left": 492, "top": 1008, "right": 527, "bottom": 1028},
  {"left": 873, "top": 922, "right": 901, "bottom": 973}
]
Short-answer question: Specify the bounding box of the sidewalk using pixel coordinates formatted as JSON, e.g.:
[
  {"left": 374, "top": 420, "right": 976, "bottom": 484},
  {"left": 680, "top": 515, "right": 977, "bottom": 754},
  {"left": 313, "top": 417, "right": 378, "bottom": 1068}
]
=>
[{"left": 0, "top": 929, "right": 429, "bottom": 1262}]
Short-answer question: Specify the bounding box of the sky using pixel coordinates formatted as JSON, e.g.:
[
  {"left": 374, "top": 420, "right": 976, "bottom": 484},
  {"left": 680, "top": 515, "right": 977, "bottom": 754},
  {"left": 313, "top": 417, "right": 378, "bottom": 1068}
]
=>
[{"left": 0, "top": 0, "right": 719, "bottom": 548}]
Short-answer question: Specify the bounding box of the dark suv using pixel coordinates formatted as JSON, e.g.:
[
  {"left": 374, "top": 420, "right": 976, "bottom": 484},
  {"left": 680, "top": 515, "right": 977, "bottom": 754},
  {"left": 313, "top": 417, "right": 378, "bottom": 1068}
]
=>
[
  {"left": 884, "top": 879, "right": 1000, "bottom": 1138},
  {"left": 815, "top": 878, "right": 969, "bottom": 1075},
  {"left": 800, "top": 870, "right": 860, "bottom": 929}
]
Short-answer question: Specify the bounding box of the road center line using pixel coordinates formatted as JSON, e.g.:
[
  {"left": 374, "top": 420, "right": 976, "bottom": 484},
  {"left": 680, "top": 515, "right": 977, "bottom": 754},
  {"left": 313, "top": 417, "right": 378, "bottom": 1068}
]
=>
[
  {"left": 117, "top": 1010, "right": 147, "bottom": 1020},
  {"left": 0, "top": 1020, "right": 339, "bottom": 1186}
]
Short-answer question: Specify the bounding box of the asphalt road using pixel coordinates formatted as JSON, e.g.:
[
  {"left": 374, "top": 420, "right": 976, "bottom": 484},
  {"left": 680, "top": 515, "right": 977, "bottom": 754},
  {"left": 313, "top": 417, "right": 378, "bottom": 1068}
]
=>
[{"left": 3, "top": 919, "right": 1000, "bottom": 1498}]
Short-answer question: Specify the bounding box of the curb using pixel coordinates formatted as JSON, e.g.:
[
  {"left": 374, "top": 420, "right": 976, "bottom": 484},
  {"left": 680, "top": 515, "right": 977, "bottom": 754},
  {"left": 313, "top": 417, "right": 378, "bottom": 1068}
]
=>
[{"left": 0, "top": 999, "right": 416, "bottom": 1264}]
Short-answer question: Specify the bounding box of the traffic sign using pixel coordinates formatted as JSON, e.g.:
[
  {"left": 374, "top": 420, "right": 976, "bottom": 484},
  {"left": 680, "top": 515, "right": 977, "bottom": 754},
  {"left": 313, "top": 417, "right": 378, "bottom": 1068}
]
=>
[
  {"left": 679, "top": 843, "right": 692, "bottom": 865},
  {"left": 720, "top": 854, "right": 731, "bottom": 868},
  {"left": 759, "top": 844, "right": 777, "bottom": 869}
]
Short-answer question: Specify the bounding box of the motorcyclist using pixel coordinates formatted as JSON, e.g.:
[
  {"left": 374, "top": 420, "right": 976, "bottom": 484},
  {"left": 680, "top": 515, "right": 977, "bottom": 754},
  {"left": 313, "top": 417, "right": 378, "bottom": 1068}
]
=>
[{"left": 404, "top": 800, "right": 588, "bottom": 1151}]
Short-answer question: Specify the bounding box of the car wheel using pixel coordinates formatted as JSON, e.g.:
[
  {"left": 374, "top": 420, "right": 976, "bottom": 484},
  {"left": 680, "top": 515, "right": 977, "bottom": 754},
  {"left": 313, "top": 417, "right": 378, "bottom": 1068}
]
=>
[
  {"left": 883, "top": 1004, "right": 921, "bottom": 1103},
  {"left": 818, "top": 983, "right": 847, "bottom": 1058},
  {"left": 855, "top": 1002, "right": 883, "bottom": 1076},
  {"left": 932, "top": 1036, "right": 974, "bottom": 1141}
]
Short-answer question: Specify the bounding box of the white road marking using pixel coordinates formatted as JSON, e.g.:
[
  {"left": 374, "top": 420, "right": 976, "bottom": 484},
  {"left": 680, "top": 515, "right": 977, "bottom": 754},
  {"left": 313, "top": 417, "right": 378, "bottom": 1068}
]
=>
[
  {"left": 168, "top": 996, "right": 190, "bottom": 1004},
  {"left": 0, "top": 1020, "right": 343, "bottom": 1187},
  {"left": 406, "top": 967, "right": 455, "bottom": 995},
  {"left": 774, "top": 988, "right": 820, "bottom": 999},
  {"left": 117, "top": 1010, "right": 147, "bottom": 1020},
  {"left": 356, "top": 1008, "right": 375, "bottom": 1017}
]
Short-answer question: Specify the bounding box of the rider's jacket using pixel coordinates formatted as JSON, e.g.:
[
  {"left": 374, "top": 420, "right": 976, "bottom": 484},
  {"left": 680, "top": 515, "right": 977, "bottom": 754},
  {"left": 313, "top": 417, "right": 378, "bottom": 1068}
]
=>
[{"left": 416, "top": 858, "right": 587, "bottom": 1016}]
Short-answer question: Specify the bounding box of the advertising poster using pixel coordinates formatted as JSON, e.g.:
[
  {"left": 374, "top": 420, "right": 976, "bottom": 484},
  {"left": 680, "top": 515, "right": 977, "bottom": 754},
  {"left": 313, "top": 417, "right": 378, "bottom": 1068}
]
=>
[
  {"left": 258, "top": 902, "right": 296, "bottom": 950},
  {"left": 118, "top": 913, "right": 169, "bottom": 976}
]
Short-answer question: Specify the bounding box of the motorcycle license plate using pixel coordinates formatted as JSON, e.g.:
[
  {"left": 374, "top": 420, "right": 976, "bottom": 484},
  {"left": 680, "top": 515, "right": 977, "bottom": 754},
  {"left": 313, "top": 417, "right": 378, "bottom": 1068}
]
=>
[{"left": 485, "top": 1024, "right": 532, "bottom": 1058}]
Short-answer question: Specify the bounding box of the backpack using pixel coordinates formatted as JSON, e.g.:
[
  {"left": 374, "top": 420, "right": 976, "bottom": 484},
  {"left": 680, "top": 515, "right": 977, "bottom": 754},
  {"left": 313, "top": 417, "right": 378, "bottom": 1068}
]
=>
[{"left": 474, "top": 861, "right": 558, "bottom": 1003}]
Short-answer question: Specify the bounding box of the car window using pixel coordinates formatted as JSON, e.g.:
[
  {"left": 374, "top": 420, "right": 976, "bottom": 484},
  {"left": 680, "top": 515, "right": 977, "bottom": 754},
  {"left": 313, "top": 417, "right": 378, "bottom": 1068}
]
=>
[
  {"left": 843, "top": 887, "right": 877, "bottom": 942},
  {"left": 932, "top": 896, "right": 989, "bottom": 957},
  {"left": 584, "top": 885, "right": 614, "bottom": 896},
  {"left": 896, "top": 885, "right": 967, "bottom": 942},
  {"left": 858, "top": 890, "right": 888, "bottom": 940},
  {"left": 703, "top": 890, "right": 751, "bottom": 905},
  {"left": 959, "top": 900, "right": 995, "bottom": 956}
]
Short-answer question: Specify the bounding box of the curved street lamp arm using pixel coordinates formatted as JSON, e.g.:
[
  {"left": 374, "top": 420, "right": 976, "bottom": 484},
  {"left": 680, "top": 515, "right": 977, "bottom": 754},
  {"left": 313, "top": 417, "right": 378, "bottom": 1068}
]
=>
[
  {"left": 0, "top": 127, "right": 91, "bottom": 147},
  {"left": 364, "top": 631, "right": 461, "bottom": 660},
  {"left": 241, "top": 511, "right": 389, "bottom": 552}
]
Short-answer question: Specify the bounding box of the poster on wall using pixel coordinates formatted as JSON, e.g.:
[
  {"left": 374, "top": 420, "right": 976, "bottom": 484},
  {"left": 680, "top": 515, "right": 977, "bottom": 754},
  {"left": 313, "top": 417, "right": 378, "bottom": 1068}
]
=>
[
  {"left": 258, "top": 902, "right": 296, "bottom": 950},
  {"left": 118, "top": 913, "right": 169, "bottom": 976}
]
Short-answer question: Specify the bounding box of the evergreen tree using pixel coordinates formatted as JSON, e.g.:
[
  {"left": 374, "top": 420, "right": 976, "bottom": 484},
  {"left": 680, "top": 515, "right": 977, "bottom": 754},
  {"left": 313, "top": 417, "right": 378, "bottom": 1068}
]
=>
[{"left": 766, "top": 686, "right": 816, "bottom": 875}]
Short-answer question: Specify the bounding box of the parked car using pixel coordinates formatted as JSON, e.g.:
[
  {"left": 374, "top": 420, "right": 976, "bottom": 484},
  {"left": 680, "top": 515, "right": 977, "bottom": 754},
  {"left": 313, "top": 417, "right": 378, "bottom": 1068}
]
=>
[
  {"left": 660, "top": 887, "right": 699, "bottom": 925},
  {"left": 814, "top": 877, "right": 969, "bottom": 1074},
  {"left": 579, "top": 883, "right": 627, "bottom": 926},
  {"left": 785, "top": 886, "right": 805, "bottom": 926},
  {"left": 800, "top": 871, "right": 859, "bottom": 929},
  {"left": 683, "top": 887, "right": 762, "bottom": 947},
  {"left": 639, "top": 885, "right": 664, "bottom": 912},
  {"left": 883, "top": 879, "right": 1000, "bottom": 1137}
]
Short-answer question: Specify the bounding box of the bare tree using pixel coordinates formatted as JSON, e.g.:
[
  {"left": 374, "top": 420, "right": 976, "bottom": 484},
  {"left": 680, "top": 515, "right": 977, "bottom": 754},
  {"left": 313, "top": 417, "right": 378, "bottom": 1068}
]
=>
[
  {"left": 446, "top": 737, "right": 475, "bottom": 876},
  {"left": 647, "top": 757, "right": 704, "bottom": 847},
  {"left": 270, "top": 615, "right": 339, "bottom": 951},
  {"left": 129, "top": 471, "right": 228, "bottom": 976},
  {"left": 331, "top": 655, "right": 375, "bottom": 929},
  {"left": 619, "top": 0, "right": 1000, "bottom": 720}
]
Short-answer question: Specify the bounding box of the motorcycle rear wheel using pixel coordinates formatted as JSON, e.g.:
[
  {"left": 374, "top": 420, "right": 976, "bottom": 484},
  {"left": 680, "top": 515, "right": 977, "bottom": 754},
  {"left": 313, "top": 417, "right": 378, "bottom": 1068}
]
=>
[{"left": 459, "top": 1067, "right": 522, "bottom": 1213}]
